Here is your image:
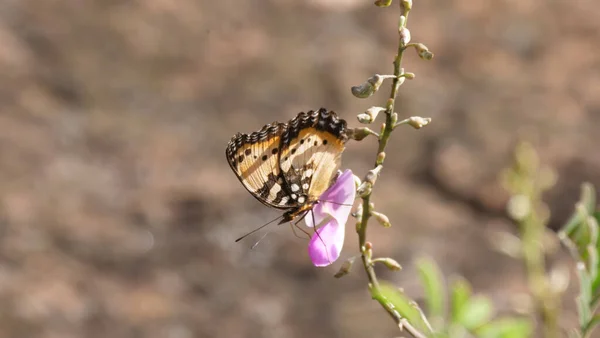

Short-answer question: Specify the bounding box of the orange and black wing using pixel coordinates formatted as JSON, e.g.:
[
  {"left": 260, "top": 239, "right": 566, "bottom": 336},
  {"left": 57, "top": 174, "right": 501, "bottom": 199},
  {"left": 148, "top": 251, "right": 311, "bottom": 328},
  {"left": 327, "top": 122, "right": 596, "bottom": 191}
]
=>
[
  {"left": 278, "top": 108, "right": 348, "bottom": 205},
  {"left": 226, "top": 121, "right": 290, "bottom": 209}
]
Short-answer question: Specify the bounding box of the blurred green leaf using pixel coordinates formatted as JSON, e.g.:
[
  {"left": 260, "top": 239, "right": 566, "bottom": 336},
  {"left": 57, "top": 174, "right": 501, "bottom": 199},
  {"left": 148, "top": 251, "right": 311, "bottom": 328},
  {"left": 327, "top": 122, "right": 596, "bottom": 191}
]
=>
[
  {"left": 416, "top": 257, "right": 446, "bottom": 320},
  {"left": 562, "top": 183, "right": 596, "bottom": 237},
  {"left": 377, "top": 282, "right": 432, "bottom": 334},
  {"left": 583, "top": 314, "right": 600, "bottom": 336},
  {"left": 577, "top": 263, "right": 592, "bottom": 328},
  {"left": 450, "top": 278, "right": 472, "bottom": 324},
  {"left": 456, "top": 296, "right": 493, "bottom": 331},
  {"left": 476, "top": 318, "right": 533, "bottom": 338}
]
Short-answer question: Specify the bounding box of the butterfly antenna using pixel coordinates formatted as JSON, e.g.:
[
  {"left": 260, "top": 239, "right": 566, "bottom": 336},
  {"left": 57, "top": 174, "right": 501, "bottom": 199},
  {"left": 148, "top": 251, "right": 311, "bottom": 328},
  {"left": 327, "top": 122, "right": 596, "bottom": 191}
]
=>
[
  {"left": 250, "top": 230, "right": 271, "bottom": 249},
  {"left": 235, "top": 215, "right": 284, "bottom": 243}
]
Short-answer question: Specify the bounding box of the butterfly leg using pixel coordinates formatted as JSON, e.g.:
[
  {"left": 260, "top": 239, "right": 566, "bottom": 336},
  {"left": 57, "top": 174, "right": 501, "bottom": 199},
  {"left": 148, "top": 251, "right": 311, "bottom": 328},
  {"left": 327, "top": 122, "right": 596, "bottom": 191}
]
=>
[
  {"left": 289, "top": 219, "right": 311, "bottom": 240},
  {"left": 308, "top": 210, "right": 333, "bottom": 264}
]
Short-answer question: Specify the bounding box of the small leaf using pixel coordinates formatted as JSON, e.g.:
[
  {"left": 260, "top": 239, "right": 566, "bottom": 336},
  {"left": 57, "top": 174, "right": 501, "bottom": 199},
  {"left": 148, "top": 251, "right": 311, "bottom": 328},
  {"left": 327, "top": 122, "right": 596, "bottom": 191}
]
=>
[
  {"left": 456, "top": 296, "right": 493, "bottom": 330},
  {"left": 476, "top": 318, "right": 533, "bottom": 338},
  {"left": 416, "top": 257, "right": 446, "bottom": 320},
  {"left": 450, "top": 278, "right": 472, "bottom": 324},
  {"left": 377, "top": 282, "right": 432, "bottom": 334}
]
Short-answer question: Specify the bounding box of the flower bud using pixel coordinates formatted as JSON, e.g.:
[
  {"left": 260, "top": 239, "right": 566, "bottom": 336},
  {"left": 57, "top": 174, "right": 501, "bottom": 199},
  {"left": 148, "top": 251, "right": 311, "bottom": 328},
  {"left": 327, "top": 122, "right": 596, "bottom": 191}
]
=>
[
  {"left": 398, "top": 15, "right": 406, "bottom": 28},
  {"left": 371, "top": 211, "right": 391, "bottom": 227},
  {"left": 351, "top": 74, "right": 394, "bottom": 98},
  {"left": 376, "top": 152, "right": 386, "bottom": 164},
  {"left": 407, "top": 116, "right": 431, "bottom": 129},
  {"left": 402, "top": 72, "right": 416, "bottom": 80},
  {"left": 334, "top": 256, "right": 357, "bottom": 278},
  {"left": 357, "top": 181, "right": 372, "bottom": 197},
  {"left": 354, "top": 202, "right": 363, "bottom": 222},
  {"left": 507, "top": 194, "right": 530, "bottom": 221},
  {"left": 374, "top": 257, "right": 402, "bottom": 271},
  {"left": 374, "top": 0, "right": 392, "bottom": 7},
  {"left": 401, "top": 0, "right": 412, "bottom": 11},
  {"left": 414, "top": 43, "right": 434, "bottom": 60},
  {"left": 356, "top": 113, "right": 371, "bottom": 124},
  {"left": 357, "top": 106, "right": 386, "bottom": 124},
  {"left": 487, "top": 229, "right": 522, "bottom": 258},
  {"left": 549, "top": 264, "right": 570, "bottom": 294},
  {"left": 353, "top": 175, "right": 362, "bottom": 190},
  {"left": 390, "top": 112, "right": 398, "bottom": 126},
  {"left": 347, "top": 127, "right": 371, "bottom": 141},
  {"left": 363, "top": 242, "right": 373, "bottom": 260},
  {"left": 399, "top": 27, "right": 411, "bottom": 45},
  {"left": 364, "top": 165, "right": 382, "bottom": 185}
]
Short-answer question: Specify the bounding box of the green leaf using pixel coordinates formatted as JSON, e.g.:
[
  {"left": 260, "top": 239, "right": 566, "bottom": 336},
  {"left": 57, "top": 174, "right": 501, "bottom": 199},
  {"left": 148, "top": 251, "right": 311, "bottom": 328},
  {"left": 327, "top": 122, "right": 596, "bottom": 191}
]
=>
[
  {"left": 450, "top": 278, "right": 472, "bottom": 324},
  {"left": 476, "top": 318, "right": 533, "bottom": 338},
  {"left": 583, "top": 314, "right": 600, "bottom": 337},
  {"left": 416, "top": 257, "right": 446, "bottom": 320},
  {"left": 562, "top": 183, "right": 596, "bottom": 237},
  {"left": 594, "top": 211, "right": 600, "bottom": 225},
  {"left": 377, "top": 282, "right": 433, "bottom": 334},
  {"left": 456, "top": 296, "right": 493, "bottom": 330},
  {"left": 577, "top": 263, "right": 593, "bottom": 328}
]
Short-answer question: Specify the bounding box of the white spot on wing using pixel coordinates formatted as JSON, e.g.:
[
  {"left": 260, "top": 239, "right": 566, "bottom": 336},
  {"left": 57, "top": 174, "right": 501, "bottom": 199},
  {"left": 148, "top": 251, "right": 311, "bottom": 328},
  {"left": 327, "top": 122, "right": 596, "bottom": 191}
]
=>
[
  {"left": 279, "top": 196, "right": 289, "bottom": 205},
  {"left": 302, "top": 183, "right": 309, "bottom": 190},
  {"left": 291, "top": 184, "right": 300, "bottom": 192},
  {"left": 298, "top": 196, "right": 306, "bottom": 204},
  {"left": 303, "top": 169, "right": 314, "bottom": 178},
  {"left": 291, "top": 194, "right": 297, "bottom": 200},
  {"left": 269, "top": 184, "right": 282, "bottom": 196}
]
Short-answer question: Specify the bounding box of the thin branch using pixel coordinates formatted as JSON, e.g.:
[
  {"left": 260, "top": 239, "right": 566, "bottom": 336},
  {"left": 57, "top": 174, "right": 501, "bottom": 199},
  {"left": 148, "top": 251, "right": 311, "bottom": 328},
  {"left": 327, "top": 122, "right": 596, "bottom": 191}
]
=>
[{"left": 355, "top": 2, "right": 428, "bottom": 338}]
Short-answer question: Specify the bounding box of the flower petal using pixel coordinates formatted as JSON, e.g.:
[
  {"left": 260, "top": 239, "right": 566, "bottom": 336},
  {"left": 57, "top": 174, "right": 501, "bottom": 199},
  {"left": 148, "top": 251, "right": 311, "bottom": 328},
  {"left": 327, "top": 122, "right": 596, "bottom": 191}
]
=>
[
  {"left": 308, "top": 219, "right": 345, "bottom": 266},
  {"left": 306, "top": 169, "right": 356, "bottom": 267},
  {"left": 305, "top": 169, "right": 356, "bottom": 228}
]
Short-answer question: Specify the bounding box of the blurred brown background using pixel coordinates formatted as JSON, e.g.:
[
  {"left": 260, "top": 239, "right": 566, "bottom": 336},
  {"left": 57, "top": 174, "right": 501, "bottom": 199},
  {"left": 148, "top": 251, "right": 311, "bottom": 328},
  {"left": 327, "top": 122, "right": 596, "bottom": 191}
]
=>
[{"left": 0, "top": 0, "right": 599, "bottom": 337}]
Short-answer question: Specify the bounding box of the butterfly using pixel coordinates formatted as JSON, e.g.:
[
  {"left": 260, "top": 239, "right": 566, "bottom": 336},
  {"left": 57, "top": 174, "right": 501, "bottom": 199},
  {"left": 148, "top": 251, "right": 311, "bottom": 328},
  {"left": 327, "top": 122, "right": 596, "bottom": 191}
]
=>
[{"left": 226, "top": 108, "right": 348, "bottom": 225}]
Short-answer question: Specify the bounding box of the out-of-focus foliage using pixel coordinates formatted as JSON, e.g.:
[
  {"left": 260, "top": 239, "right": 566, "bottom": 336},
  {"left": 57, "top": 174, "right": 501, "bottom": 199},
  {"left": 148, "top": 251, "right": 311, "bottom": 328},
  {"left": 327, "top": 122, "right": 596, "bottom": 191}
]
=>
[
  {"left": 559, "top": 183, "right": 600, "bottom": 338},
  {"left": 379, "top": 258, "right": 532, "bottom": 338}
]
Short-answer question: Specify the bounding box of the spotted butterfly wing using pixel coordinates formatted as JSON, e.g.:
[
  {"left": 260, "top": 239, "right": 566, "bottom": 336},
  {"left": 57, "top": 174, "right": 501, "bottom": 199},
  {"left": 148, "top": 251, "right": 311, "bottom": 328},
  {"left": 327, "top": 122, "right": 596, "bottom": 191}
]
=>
[
  {"left": 225, "top": 121, "right": 286, "bottom": 209},
  {"left": 226, "top": 108, "right": 348, "bottom": 221}
]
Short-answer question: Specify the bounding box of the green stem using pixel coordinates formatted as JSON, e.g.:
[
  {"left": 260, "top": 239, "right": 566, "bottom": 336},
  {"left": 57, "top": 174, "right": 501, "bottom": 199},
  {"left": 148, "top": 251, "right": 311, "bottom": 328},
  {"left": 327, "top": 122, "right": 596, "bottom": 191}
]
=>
[{"left": 355, "top": 4, "right": 427, "bottom": 338}]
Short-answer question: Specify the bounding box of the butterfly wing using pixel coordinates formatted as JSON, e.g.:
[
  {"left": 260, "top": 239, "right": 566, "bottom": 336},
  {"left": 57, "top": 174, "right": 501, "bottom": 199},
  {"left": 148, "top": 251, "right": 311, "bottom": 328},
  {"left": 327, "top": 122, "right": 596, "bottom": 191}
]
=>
[
  {"left": 226, "top": 122, "right": 291, "bottom": 209},
  {"left": 278, "top": 108, "right": 348, "bottom": 205}
]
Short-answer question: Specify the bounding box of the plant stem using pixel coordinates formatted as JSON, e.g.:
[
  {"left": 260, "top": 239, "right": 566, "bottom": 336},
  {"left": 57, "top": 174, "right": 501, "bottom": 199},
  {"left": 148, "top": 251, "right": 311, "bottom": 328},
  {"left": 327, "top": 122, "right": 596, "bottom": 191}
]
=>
[
  {"left": 355, "top": 3, "right": 426, "bottom": 338},
  {"left": 521, "top": 203, "right": 560, "bottom": 337}
]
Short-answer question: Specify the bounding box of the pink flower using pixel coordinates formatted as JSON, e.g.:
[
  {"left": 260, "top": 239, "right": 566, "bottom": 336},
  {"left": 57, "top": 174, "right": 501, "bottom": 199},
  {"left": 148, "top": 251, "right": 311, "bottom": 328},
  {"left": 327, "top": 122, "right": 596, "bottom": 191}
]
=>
[{"left": 306, "top": 169, "right": 356, "bottom": 267}]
